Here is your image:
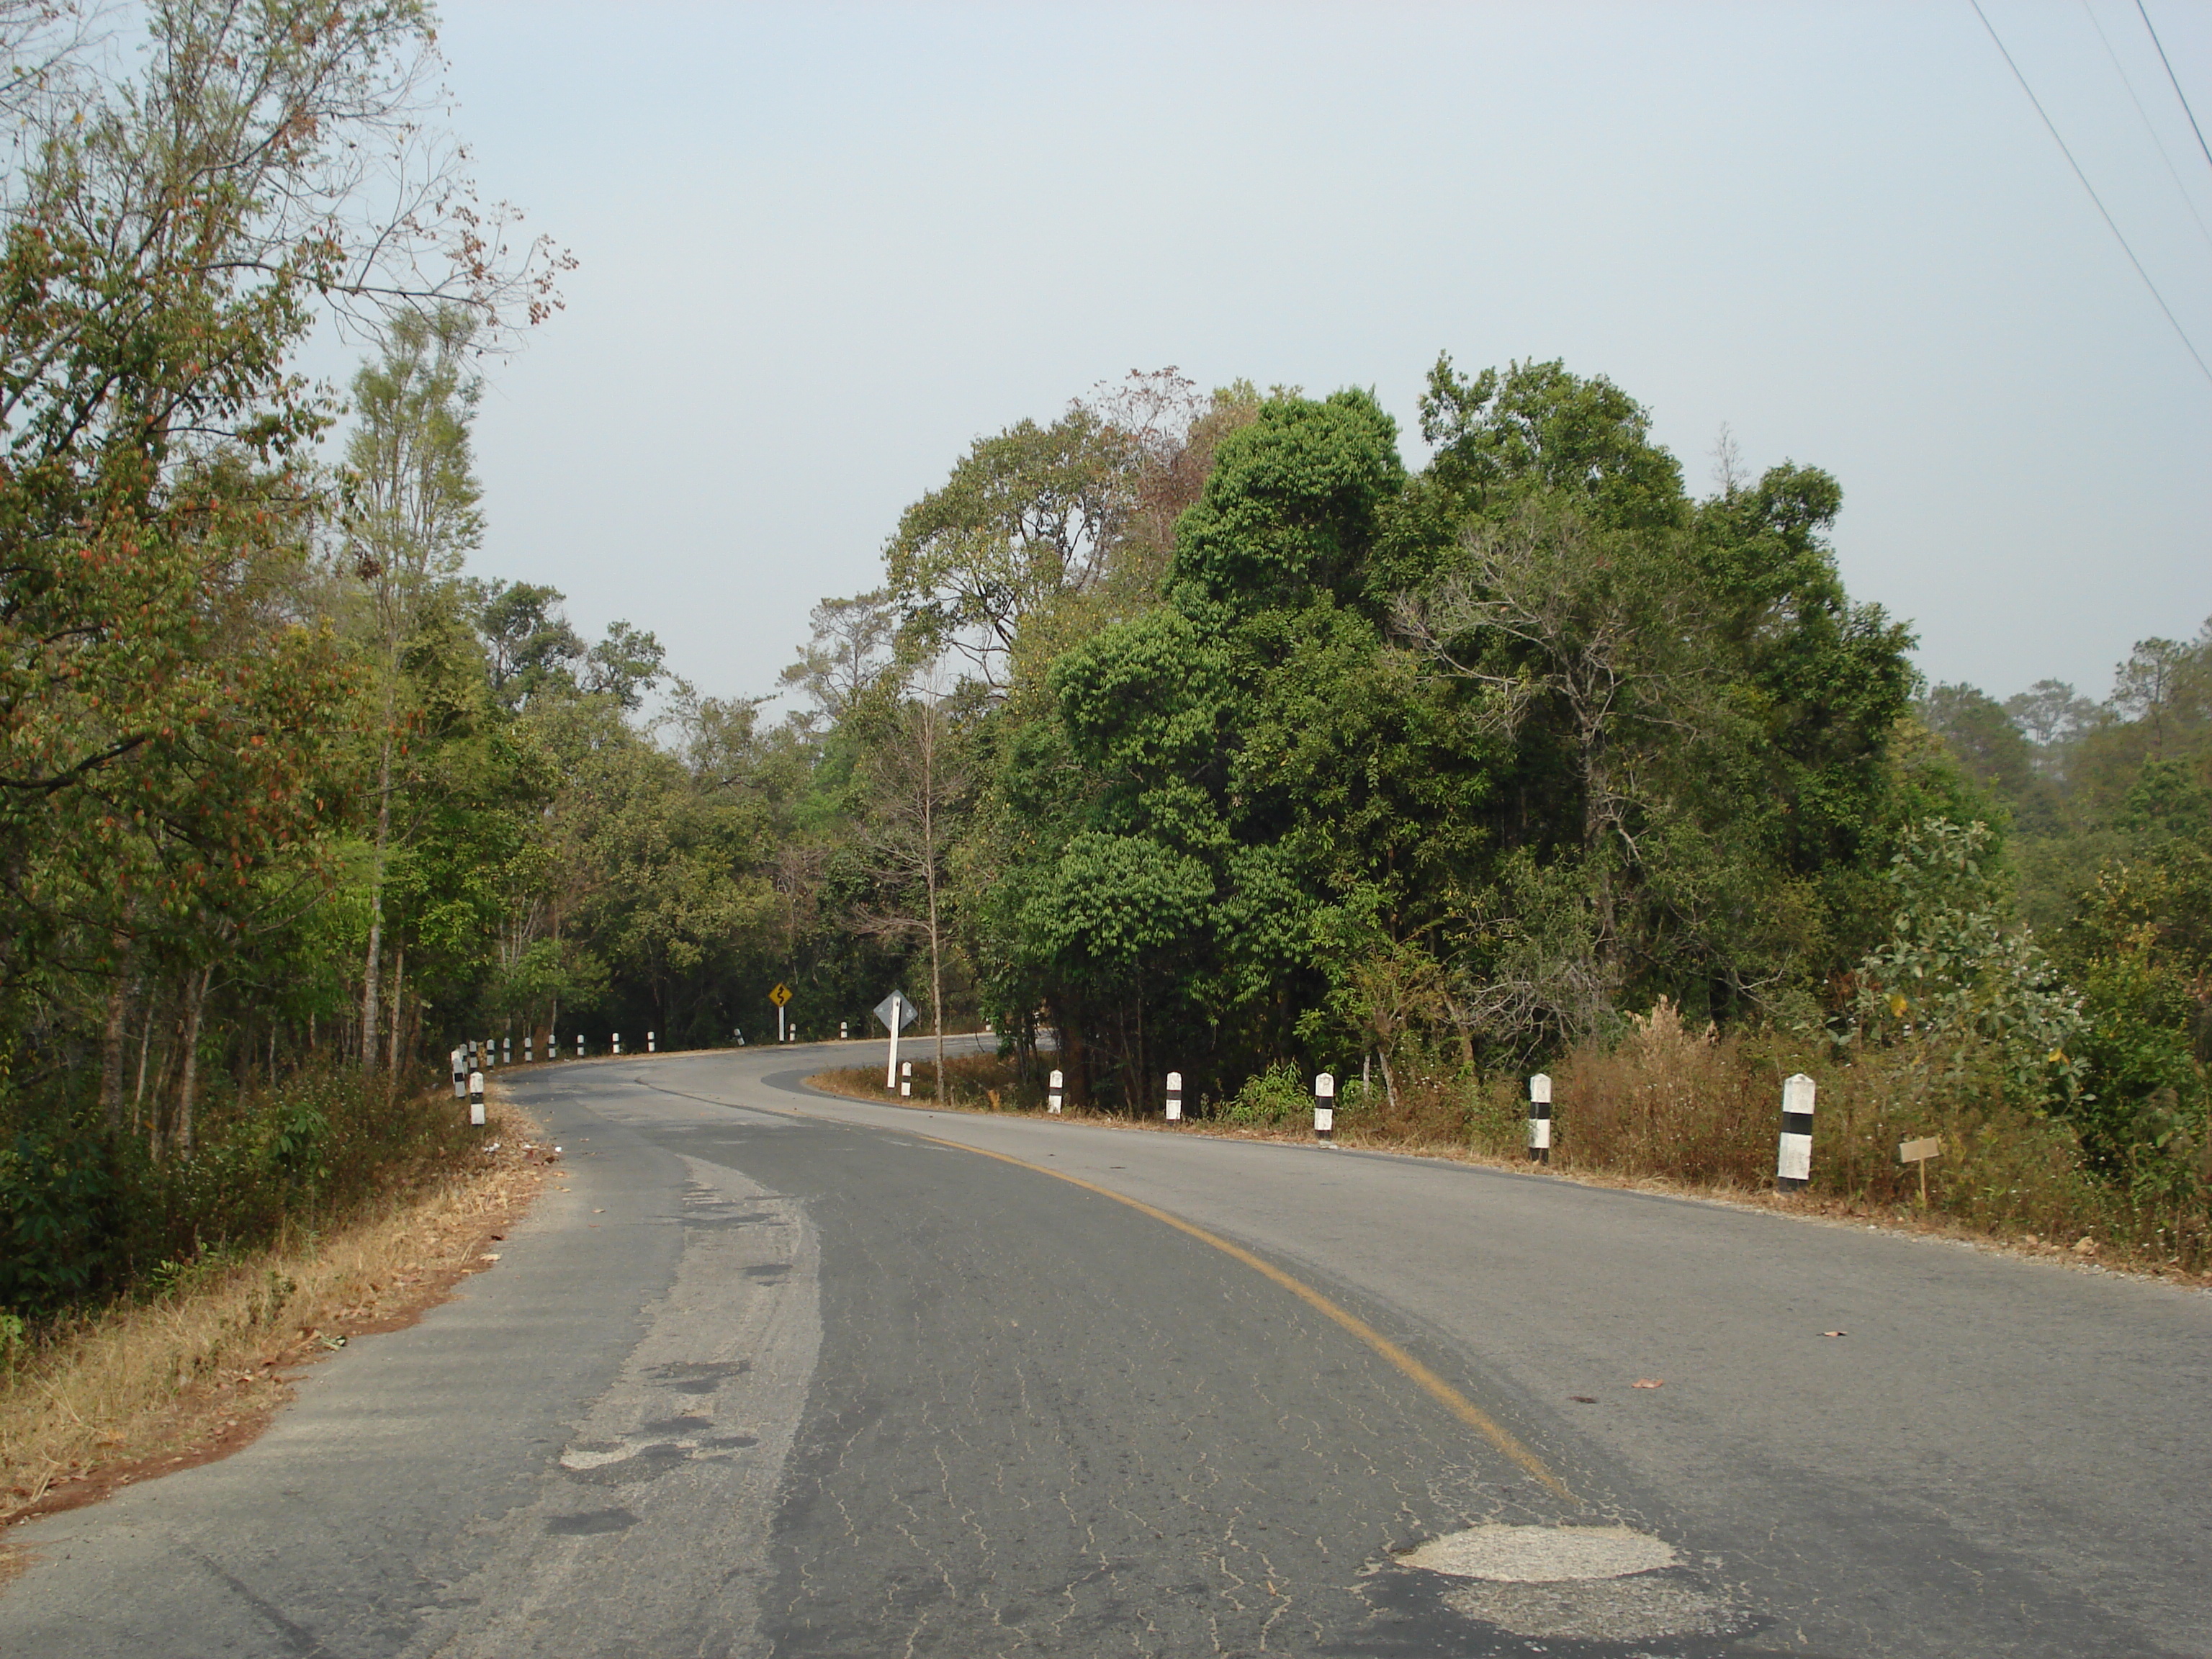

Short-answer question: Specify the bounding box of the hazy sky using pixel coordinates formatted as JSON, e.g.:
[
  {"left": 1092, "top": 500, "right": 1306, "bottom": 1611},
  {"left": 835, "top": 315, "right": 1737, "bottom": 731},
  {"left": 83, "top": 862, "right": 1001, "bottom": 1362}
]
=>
[{"left": 415, "top": 0, "right": 2211, "bottom": 717}]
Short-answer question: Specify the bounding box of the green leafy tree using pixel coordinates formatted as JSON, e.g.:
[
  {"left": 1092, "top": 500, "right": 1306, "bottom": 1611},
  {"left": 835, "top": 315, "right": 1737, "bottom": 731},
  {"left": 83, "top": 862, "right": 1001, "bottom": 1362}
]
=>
[{"left": 1854, "top": 818, "right": 2085, "bottom": 1109}]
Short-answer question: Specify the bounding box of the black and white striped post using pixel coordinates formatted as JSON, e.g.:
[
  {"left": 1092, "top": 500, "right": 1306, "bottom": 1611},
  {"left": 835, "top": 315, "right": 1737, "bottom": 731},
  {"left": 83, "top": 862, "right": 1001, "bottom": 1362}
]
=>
[
  {"left": 1776, "top": 1072, "right": 1816, "bottom": 1191},
  {"left": 647, "top": 1030, "right": 656, "bottom": 1053},
  {"left": 1166, "top": 1071, "right": 1183, "bottom": 1123},
  {"left": 841, "top": 1020, "right": 850, "bottom": 1040},
  {"left": 575, "top": 1033, "right": 585, "bottom": 1060},
  {"left": 502, "top": 1035, "right": 511, "bottom": 1066},
  {"left": 1314, "top": 1072, "right": 1336, "bottom": 1142},
  {"left": 1048, "top": 1069, "right": 1064, "bottom": 1115},
  {"left": 1528, "top": 1072, "right": 1552, "bottom": 1164},
  {"left": 524, "top": 1033, "right": 534, "bottom": 1063},
  {"left": 612, "top": 1032, "right": 621, "bottom": 1056},
  {"left": 900, "top": 1060, "right": 912, "bottom": 1098},
  {"left": 451, "top": 1048, "right": 467, "bottom": 1100},
  {"left": 467, "top": 1069, "right": 485, "bottom": 1128}
]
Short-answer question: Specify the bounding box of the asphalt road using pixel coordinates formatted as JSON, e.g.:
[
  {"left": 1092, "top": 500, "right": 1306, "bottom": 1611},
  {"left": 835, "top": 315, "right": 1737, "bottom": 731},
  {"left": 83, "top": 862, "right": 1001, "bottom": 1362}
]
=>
[{"left": 4, "top": 1041, "right": 2207, "bottom": 1658}]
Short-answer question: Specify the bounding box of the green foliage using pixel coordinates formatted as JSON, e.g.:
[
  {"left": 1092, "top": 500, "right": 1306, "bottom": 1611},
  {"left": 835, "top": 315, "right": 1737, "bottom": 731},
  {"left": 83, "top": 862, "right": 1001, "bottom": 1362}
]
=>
[
  {"left": 1220, "top": 1061, "right": 1312, "bottom": 1126},
  {"left": 1853, "top": 818, "right": 2086, "bottom": 1110}
]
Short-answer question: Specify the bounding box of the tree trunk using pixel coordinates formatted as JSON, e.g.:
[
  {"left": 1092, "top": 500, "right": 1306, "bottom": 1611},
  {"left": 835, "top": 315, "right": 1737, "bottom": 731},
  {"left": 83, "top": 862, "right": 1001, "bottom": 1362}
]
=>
[
  {"left": 359, "top": 704, "right": 397, "bottom": 1074},
  {"left": 99, "top": 957, "right": 133, "bottom": 1132},
  {"left": 1582, "top": 734, "right": 1620, "bottom": 989},
  {"left": 1441, "top": 1000, "right": 1477, "bottom": 1076},
  {"left": 133, "top": 998, "right": 155, "bottom": 1136},
  {"left": 175, "top": 964, "right": 212, "bottom": 1158},
  {"left": 386, "top": 940, "right": 406, "bottom": 1094},
  {"left": 927, "top": 866, "right": 945, "bottom": 1102}
]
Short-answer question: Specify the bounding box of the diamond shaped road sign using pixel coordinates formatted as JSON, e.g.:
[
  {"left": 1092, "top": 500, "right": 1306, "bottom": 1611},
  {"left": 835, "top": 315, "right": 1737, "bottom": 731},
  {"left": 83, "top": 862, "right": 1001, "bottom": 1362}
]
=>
[
  {"left": 873, "top": 990, "right": 917, "bottom": 1033},
  {"left": 768, "top": 982, "right": 792, "bottom": 1007}
]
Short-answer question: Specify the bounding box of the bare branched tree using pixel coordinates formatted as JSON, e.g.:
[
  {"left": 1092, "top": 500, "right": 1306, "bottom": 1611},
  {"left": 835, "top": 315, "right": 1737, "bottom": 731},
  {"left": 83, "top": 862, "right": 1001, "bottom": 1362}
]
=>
[
  {"left": 852, "top": 665, "right": 971, "bottom": 1094},
  {"left": 1394, "top": 503, "right": 1693, "bottom": 983}
]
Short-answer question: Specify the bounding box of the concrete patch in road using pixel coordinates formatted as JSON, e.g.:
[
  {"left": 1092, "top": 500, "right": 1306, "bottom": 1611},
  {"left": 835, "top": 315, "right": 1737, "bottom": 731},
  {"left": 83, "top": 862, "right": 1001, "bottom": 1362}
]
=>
[
  {"left": 1401, "top": 1522, "right": 1677, "bottom": 1581},
  {"left": 1398, "top": 1524, "right": 1738, "bottom": 1644}
]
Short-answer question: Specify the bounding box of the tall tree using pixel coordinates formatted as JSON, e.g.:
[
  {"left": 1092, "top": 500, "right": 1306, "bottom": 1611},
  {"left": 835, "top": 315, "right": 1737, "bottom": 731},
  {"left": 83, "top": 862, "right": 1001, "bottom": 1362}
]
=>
[
  {"left": 344, "top": 307, "right": 485, "bottom": 1072},
  {"left": 855, "top": 670, "right": 973, "bottom": 1093}
]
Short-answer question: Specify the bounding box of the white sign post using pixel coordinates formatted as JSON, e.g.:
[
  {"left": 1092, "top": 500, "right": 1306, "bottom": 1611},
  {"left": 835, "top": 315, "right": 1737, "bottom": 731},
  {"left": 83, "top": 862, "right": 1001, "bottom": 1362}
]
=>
[{"left": 875, "top": 990, "right": 917, "bottom": 1089}]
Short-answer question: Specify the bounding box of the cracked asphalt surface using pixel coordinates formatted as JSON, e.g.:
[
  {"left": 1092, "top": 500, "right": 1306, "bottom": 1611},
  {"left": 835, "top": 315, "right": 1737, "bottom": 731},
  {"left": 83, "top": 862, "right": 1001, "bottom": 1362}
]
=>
[{"left": 4, "top": 1041, "right": 2208, "bottom": 1657}]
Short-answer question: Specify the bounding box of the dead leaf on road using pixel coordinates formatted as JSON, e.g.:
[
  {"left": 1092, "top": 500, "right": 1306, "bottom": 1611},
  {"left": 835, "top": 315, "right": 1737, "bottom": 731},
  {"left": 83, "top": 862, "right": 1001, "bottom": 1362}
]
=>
[{"left": 1632, "top": 1378, "right": 1664, "bottom": 1389}]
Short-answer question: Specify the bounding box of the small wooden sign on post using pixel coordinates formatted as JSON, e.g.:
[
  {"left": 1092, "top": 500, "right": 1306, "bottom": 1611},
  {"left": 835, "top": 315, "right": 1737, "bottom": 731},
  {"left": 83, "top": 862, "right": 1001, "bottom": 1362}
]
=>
[{"left": 1898, "top": 1134, "right": 1941, "bottom": 1204}]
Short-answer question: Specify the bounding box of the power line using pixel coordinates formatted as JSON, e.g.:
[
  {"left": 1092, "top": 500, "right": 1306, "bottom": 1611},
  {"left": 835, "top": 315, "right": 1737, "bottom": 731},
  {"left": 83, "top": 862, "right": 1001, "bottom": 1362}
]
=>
[
  {"left": 1970, "top": 0, "right": 2212, "bottom": 388},
  {"left": 2083, "top": 1, "right": 2212, "bottom": 256},
  {"left": 2135, "top": 0, "right": 2212, "bottom": 176}
]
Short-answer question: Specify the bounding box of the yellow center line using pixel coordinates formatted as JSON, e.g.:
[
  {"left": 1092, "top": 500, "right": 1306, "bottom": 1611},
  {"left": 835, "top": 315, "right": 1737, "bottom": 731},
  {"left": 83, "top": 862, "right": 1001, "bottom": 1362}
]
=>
[{"left": 914, "top": 1129, "right": 1574, "bottom": 1501}]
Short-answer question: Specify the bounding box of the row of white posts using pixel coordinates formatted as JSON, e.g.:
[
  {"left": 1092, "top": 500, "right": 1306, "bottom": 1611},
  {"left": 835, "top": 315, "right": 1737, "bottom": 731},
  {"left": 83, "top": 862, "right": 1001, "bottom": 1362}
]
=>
[
  {"left": 450, "top": 1031, "right": 661, "bottom": 1095},
  {"left": 1024, "top": 1064, "right": 1822, "bottom": 1186},
  {"left": 451, "top": 1031, "right": 673, "bottom": 1128}
]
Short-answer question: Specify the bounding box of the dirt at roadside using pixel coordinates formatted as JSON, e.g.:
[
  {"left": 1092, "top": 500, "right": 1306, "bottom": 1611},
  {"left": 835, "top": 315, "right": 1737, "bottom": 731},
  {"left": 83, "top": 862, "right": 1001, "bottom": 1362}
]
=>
[{"left": 0, "top": 1092, "right": 555, "bottom": 1543}]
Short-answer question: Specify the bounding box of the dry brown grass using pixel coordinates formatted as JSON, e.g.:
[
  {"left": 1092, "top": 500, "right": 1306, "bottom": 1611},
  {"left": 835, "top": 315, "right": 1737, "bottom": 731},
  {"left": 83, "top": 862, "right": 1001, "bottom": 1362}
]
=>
[{"left": 0, "top": 1092, "right": 553, "bottom": 1528}]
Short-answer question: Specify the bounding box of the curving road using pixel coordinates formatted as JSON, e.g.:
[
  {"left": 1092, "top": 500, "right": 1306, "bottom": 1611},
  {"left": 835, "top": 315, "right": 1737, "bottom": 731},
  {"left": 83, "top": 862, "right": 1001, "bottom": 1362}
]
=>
[{"left": 4, "top": 1041, "right": 2208, "bottom": 1658}]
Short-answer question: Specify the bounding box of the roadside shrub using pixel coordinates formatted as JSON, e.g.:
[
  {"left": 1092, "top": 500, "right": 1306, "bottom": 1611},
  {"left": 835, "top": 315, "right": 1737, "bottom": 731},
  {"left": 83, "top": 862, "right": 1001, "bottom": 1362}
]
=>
[
  {"left": 0, "top": 1063, "right": 482, "bottom": 1326},
  {"left": 1219, "top": 1061, "right": 1310, "bottom": 1126}
]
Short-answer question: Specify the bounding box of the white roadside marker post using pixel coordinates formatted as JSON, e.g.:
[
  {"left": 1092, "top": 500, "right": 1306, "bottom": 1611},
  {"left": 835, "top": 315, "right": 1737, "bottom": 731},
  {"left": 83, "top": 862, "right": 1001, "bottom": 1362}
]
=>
[
  {"left": 524, "top": 1033, "right": 534, "bottom": 1064},
  {"left": 1048, "top": 1069, "right": 1064, "bottom": 1115},
  {"left": 613, "top": 1032, "right": 621, "bottom": 1056},
  {"left": 647, "top": 1030, "right": 656, "bottom": 1053},
  {"left": 841, "top": 1020, "right": 849, "bottom": 1040},
  {"left": 451, "top": 1048, "right": 466, "bottom": 1100},
  {"left": 468, "top": 1070, "right": 485, "bottom": 1128},
  {"left": 1529, "top": 1072, "right": 1552, "bottom": 1164},
  {"left": 1314, "top": 1072, "right": 1336, "bottom": 1142},
  {"left": 576, "top": 1033, "right": 585, "bottom": 1060},
  {"left": 1166, "top": 1071, "right": 1182, "bottom": 1123},
  {"left": 1776, "top": 1073, "right": 1817, "bottom": 1191},
  {"left": 901, "top": 1061, "right": 912, "bottom": 1098},
  {"left": 502, "top": 1035, "right": 511, "bottom": 1066}
]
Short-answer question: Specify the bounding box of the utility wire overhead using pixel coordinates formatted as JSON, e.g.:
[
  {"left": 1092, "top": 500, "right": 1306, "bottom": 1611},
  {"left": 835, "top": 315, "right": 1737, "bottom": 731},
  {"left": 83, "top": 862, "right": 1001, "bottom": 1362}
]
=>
[
  {"left": 1971, "top": 0, "right": 2212, "bottom": 389},
  {"left": 2135, "top": 0, "right": 2212, "bottom": 176},
  {"left": 2083, "top": 0, "right": 2212, "bottom": 256}
]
